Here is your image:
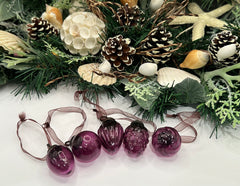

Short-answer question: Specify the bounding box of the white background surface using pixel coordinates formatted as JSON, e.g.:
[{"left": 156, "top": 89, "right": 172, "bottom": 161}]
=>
[{"left": 1, "top": 84, "right": 240, "bottom": 186}]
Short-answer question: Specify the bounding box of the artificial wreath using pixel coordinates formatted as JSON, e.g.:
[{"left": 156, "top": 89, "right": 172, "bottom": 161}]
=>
[{"left": 1, "top": 0, "right": 240, "bottom": 135}]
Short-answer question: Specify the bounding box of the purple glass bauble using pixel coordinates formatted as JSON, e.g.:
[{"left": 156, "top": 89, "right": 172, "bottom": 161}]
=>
[
  {"left": 123, "top": 120, "right": 149, "bottom": 157},
  {"left": 98, "top": 117, "right": 124, "bottom": 154},
  {"left": 71, "top": 131, "right": 101, "bottom": 163},
  {"left": 46, "top": 145, "right": 74, "bottom": 175},
  {"left": 152, "top": 127, "right": 181, "bottom": 157}
]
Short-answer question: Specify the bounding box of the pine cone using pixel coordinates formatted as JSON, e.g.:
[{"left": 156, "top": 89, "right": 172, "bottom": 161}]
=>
[
  {"left": 101, "top": 35, "right": 136, "bottom": 71},
  {"left": 27, "top": 17, "right": 58, "bottom": 40},
  {"left": 113, "top": 4, "right": 145, "bottom": 27},
  {"left": 208, "top": 30, "right": 240, "bottom": 67},
  {"left": 140, "top": 27, "right": 174, "bottom": 64},
  {"left": 123, "top": 120, "right": 149, "bottom": 157}
]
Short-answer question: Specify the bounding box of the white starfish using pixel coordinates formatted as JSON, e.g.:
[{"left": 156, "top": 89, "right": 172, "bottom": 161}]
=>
[{"left": 169, "top": 3, "right": 233, "bottom": 41}]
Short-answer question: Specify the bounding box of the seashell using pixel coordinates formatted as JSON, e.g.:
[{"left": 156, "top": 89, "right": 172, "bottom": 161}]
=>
[
  {"left": 85, "top": 37, "right": 96, "bottom": 49},
  {"left": 73, "top": 37, "right": 84, "bottom": 50},
  {"left": 120, "top": 0, "right": 138, "bottom": 7},
  {"left": 79, "top": 27, "right": 90, "bottom": 39},
  {"left": 0, "top": 30, "right": 26, "bottom": 54},
  {"left": 180, "top": 50, "right": 210, "bottom": 69},
  {"left": 150, "top": 0, "right": 164, "bottom": 12},
  {"left": 78, "top": 63, "right": 117, "bottom": 86},
  {"left": 217, "top": 44, "right": 237, "bottom": 61},
  {"left": 157, "top": 67, "right": 200, "bottom": 87},
  {"left": 41, "top": 4, "right": 63, "bottom": 29},
  {"left": 99, "top": 60, "right": 112, "bottom": 73},
  {"left": 139, "top": 63, "right": 158, "bottom": 76}
]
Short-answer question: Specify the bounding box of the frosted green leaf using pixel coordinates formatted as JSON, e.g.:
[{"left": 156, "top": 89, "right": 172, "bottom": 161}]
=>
[
  {"left": 0, "top": 0, "right": 23, "bottom": 21},
  {"left": 174, "top": 78, "right": 206, "bottom": 104},
  {"left": 125, "top": 77, "right": 161, "bottom": 110}
]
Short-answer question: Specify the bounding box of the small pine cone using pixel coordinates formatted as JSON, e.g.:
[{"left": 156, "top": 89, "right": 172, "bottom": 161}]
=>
[
  {"left": 101, "top": 35, "right": 136, "bottom": 71},
  {"left": 113, "top": 4, "right": 145, "bottom": 27},
  {"left": 27, "top": 17, "right": 58, "bottom": 40},
  {"left": 123, "top": 120, "right": 149, "bottom": 157},
  {"left": 140, "top": 27, "right": 174, "bottom": 64},
  {"left": 208, "top": 30, "right": 240, "bottom": 67}
]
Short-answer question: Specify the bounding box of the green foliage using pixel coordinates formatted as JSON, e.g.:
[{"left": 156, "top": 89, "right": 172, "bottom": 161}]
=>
[
  {"left": 0, "top": 66, "right": 8, "bottom": 86},
  {"left": 204, "top": 80, "right": 240, "bottom": 128},
  {"left": 44, "top": 41, "right": 90, "bottom": 64},
  {"left": 0, "top": 0, "right": 23, "bottom": 21},
  {"left": 133, "top": 85, "right": 180, "bottom": 121},
  {"left": 174, "top": 78, "right": 206, "bottom": 104},
  {"left": 124, "top": 77, "right": 162, "bottom": 110}
]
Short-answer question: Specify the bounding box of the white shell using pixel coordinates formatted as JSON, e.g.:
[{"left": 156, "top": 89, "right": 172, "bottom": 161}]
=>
[
  {"left": 99, "top": 60, "right": 112, "bottom": 73},
  {"left": 139, "top": 63, "right": 158, "bottom": 76},
  {"left": 217, "top": 44, "right": 237, "bottom": 61},
  {"left": 78, "top": 63, "right": 117, "bottom": 86},
  {"left": 150, "top": 0, "right": 164, "bottom": 12},
  {"left": 157, "top": 67, "right": 200, "bottom": 86},
  {"left": 0, "top": 30, "right": 25, "bottom": 54}
]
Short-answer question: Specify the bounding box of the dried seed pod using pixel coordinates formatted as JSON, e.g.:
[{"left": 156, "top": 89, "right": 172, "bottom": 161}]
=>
[
  {"left": 27, "top": 17, "right": 58, "bottom": 40},
  {"left": 114, "top": 4, "right": 144, "bottom": 27},
  {"left": 120, "top": 0, "right": 138, "bottom": 7},
  {"left": 140, "top": 27, "right": 174, "bottom": 64},
  {"left": 208, "top": 30, "right": 240, "bottom": 67},
  {"left": 101, "top": 35, "right": 136, "bottom": 71},
  {"left": 60, "top": 12, "right": 105, "bottom": 55}
]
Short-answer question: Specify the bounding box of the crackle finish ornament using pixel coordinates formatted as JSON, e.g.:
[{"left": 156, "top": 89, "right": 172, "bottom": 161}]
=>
[{"left": 60, "top": 12, "right": 105, "bottom": 55}]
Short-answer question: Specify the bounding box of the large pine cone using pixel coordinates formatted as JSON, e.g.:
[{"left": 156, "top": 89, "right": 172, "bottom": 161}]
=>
[
  {"left": 101, "top": 35, "right": 136, "bottom": 71},
  {"left": 140, "top": 27, "right": 174, "bottom": 64},
  {"left": 208, "top": 30, "right": 240, "bottom": 67},
  {"left": 113, "top": 4, "right": 145, "bottom": 27},
  {"left": 27, "top": 17, "right": 58, "bottom": 40}
]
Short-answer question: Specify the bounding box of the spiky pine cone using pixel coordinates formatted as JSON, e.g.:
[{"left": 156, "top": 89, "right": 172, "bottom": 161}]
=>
[
  {"left": 101, "top": 35, "right": 136, "bottom": 71},
  {"left": 208, "top": 30, "right": 240, "bottom": 67},
  {"left": 113, "top": 4, "right": 145, "bottom": 27},
  {"left": 140, "top": 27, "right": 173, "bottom": 64},
  {"left": 27, "top": 17, "right": 58, "bottom": 40},
  {"left": 123, "top": 120, "right": 149, "bottom": 157}
]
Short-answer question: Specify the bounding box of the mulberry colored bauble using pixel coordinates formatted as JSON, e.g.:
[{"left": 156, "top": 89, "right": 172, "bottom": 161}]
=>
[
  {"left": 152, "top": 127, "right": 181, "bottom": 157},
  {"left": 70, "top": 131, "right": 101, "bottom": 163},
  {"left": 46, "top": 145, "right": 74, "bottom": 175},
  {"left": 60, "top": 12, "right": 105, "bottom": 55},
  {"left": 101, "top": 35, "right": 136, "bottom": 71},
  {"left": 123, "top": 120, "right": 149, "bottom": 157},
  {"left": 98, "top": 117, "right": 124, "bottom": 154},
  {"left": 208, "top": 30, "right": 240, "bottom": 67}
]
